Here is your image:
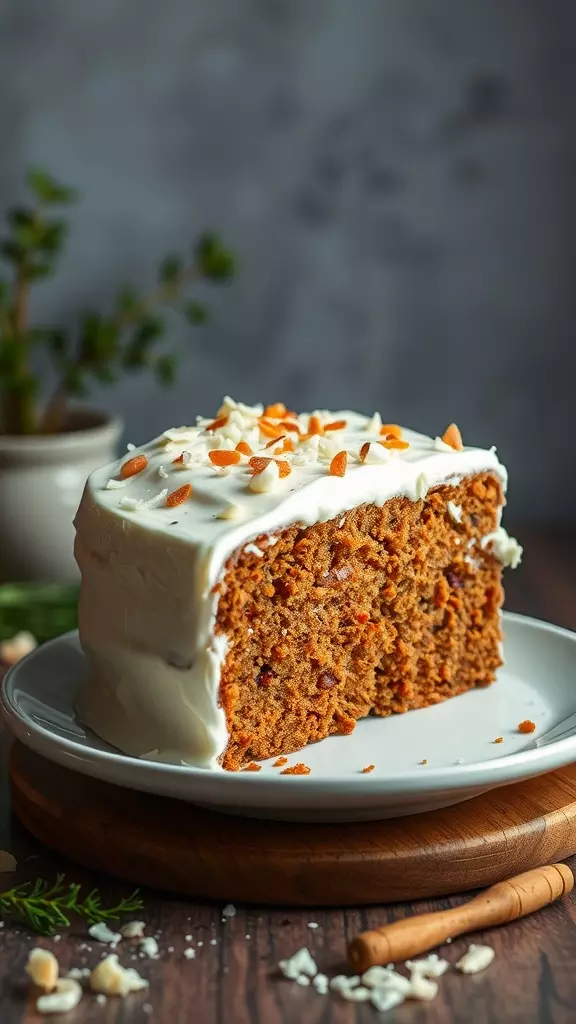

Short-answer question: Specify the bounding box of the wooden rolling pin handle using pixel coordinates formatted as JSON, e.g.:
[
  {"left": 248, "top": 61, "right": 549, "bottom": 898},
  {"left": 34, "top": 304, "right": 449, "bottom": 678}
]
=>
[{"left": 348, "top": 863, "right": 573, "bottom": 974}]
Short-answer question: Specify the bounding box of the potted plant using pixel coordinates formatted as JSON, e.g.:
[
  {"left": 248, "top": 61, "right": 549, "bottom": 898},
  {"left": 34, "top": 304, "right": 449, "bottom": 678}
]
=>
[{"left": 0, "top": 168, "right": 235, "bottom": 583}]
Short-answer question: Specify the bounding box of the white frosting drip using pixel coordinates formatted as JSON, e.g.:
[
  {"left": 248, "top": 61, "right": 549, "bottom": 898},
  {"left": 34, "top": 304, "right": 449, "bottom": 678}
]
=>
[{"left": 74, "top": 400, "right": 511, "bottom": 769}]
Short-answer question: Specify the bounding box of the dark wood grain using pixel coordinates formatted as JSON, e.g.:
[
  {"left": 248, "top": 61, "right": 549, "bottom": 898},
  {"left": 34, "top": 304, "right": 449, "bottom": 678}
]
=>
[
  {"left": 0, "top": 525, "right": 574, "bottom": 1023},
  {"left": 10, "top": 744, "right": 576, "bottom": 907}
]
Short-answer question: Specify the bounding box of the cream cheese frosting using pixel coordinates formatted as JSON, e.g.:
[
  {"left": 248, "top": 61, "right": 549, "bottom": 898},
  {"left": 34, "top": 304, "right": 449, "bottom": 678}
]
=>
[{"left": 74, "top": 397, "right": 518, "bottom": 769}]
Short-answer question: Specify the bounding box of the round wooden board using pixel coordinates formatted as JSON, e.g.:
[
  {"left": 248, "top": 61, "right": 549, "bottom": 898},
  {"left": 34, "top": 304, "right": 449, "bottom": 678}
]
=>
[{"left": 10, "top": 742, "right": 576, "bottom": 906}]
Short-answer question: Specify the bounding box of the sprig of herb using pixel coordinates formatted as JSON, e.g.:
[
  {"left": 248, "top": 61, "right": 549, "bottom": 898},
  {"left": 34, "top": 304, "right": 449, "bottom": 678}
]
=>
[
  {"left": 0, "top": 167, "right": 236, "bottom": 435},
  {"left": 0, "top": 875, "right": 142, "bottom": 935}
]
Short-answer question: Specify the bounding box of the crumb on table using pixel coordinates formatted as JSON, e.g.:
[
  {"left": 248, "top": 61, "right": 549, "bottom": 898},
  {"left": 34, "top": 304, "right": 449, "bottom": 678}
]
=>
[
  {"left": 244, "top": 762, "right": 262, "bottom": 772},
  {"left": 361, "top": 764, "right": 375, "bottom": 774},
  {"left": 273, "top": 757, "right": 288, "bottom": 767},
  {"left": 493, "top": 736, "right": 503, "bottom": 744},
  {"left": 280, "top": 763, "right": 311, "bottom": 776},
  {"left": 419, "top": 759, "right": 428, "bottom": 765},
  {"left": 517, "top": 720, "right": 536, "bottom": 734}
]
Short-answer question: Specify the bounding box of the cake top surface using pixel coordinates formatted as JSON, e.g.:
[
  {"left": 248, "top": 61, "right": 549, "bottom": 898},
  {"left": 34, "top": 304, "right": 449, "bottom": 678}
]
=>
[{"left": 83, "top": 397, "right": 506, "bottom": 572}]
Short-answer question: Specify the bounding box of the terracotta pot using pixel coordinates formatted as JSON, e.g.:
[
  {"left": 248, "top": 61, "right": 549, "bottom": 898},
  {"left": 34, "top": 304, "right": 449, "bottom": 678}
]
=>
[{"left": 0, "top": 409, "right": 123, "bottom": 583}]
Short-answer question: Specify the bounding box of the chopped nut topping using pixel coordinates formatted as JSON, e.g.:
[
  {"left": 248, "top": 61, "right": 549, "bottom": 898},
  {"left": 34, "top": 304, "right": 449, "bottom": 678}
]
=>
[
  {"left": 249, "top": 456, "right": 291, "bottom": 478},
  {"left": 264, "top": 402, "right": 287, "bottom": 418},
  {"left": 166, "top": 484, "right": 192, "bottom": 508},
  {"left": 307, "top": 414, "right": 324, "bottom": 436},
  {"left": 380, "top": 424, "right": 402, "bottom": 439},
  {"left": 208, "top": 450, "right": 242, "bottom": 467},
  {"left": 205, "top": 415, "right": 229, "bottom": 431},
  {"left": 381, "top": 437, "right": 410, "bottom": 451},
  {"left": 441, "top": 422, "right": 464, "bottom": 450},
  {"left": 259, "top": 418, "right": 286, "bottom": 439},
  {"left": 329, "top": 451, "right": 348, "bottom": 477},
  {"left": 120, "top": 454, "right": 148, "bottom": 479}
]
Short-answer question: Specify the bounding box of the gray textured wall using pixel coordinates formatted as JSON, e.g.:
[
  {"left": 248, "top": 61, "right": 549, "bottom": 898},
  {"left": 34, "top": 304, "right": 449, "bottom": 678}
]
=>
[{"left": 2, "top": 0, "right": 575, "bottom": 519}]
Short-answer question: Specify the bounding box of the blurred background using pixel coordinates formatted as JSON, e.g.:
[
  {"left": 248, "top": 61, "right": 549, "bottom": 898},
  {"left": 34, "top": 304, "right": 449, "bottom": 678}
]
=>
[{"left": 1, "top": 0, "right": 574, "bottom": 526}]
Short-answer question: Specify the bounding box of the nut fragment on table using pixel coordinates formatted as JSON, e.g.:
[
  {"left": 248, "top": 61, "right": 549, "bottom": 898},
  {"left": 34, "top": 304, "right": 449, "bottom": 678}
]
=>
[
  {"left": 26, "top": 948, "right": 59, "bottom": 991},
  {"left": 456, "top": 944, "right": 495, "bottom": 974},
  {"left": 37, "top": 978, "right": 82, "bottom": 1015},
  {"left": 89, "top": 954, "right": 148, "bottom": 997}
]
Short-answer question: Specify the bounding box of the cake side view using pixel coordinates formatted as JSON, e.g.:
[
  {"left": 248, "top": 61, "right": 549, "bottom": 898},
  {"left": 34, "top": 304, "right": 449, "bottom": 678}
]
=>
[{"left": 73, "top": 398, "right": 521, "bottom": 770}]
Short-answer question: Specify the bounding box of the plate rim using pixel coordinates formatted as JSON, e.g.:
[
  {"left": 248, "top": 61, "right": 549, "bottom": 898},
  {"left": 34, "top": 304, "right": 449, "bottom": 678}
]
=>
[{"left": 2, "top": 610, "right": 576, "bottom": 798}]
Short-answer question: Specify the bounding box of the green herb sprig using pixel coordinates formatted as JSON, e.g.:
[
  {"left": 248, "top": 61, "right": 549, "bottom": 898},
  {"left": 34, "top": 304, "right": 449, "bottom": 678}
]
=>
[
  {"left": 0, "top": 167, "right": 236, "bottom": 436},
  {"left": 0, "top": 874, "right": 142, "bottom": 935}
]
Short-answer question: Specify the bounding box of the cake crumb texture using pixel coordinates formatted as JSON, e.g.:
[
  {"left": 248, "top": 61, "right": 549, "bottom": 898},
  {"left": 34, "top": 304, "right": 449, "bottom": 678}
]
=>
[{"left": 217, "top": 473, "right": 504, "bottom": 769}]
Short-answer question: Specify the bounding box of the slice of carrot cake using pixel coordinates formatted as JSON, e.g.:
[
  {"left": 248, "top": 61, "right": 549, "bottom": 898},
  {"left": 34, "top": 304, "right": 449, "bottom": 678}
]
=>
[{"left": 74, "top": 398, "right": 521, "bottom": 770}]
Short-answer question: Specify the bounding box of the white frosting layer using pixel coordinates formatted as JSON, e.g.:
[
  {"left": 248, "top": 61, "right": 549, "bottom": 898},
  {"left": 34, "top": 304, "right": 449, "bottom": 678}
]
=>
[{"left": 74, "top": 398, "right": 514, "bottom": 769}]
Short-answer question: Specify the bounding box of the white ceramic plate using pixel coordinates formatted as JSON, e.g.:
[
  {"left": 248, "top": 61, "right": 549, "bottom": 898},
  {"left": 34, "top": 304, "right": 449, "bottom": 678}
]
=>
[{"left": 2, "top": 612, "right": 576, "bottom": 822}]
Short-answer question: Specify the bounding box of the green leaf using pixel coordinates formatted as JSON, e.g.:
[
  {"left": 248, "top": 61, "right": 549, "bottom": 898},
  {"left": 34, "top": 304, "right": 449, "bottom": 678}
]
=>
[
  {"left": 37, "top": 220, "right": 68, "bottom": 255},
  {"left": 91, "top": 365, "right": 116, "bottom": 386},
  {"left": 7, "top": 207, "right": 37, "bottom": 230},
  {"left": 183, "top": 300, "right": 208, "bottom": 325},
  {"left": 0, "top": 279, "right": 8, "bottom": 307},
  {"left": 159, "top": 254, "right": 183, "bottom": 287},
  {"left": 79, "top": 313, "right": 119, "bottom": 363},
  {"left": 116, "top": 286, "right": 141, "bottom": 317},
  {"left": 0, "top": 239, "right": 27, "bottom": 265},
  {"left": 46, "top": 329, "right": 68, "bottom": 354},
  {"left": 195, "top": 232, "right": 236, "bottom": 282},
  {"left": 133, "top": 314, "right": 164, "bottom": 347},
  {"left": 27, "top": 262, "right": 53, "bottom": 280},
  {"left": 155, "top": 353, "right": 177, "bottom": 386},
  {"left": 62, "top": 364, "right": 88, "bottom": 397},
  {"left": 27, "top": 167, "right": 78, "bottom": 205}
]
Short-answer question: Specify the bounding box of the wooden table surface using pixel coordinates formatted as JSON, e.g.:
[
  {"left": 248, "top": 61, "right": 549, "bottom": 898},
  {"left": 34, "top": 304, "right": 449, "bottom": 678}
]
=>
[{"left": 0, "top": 525, "right": 575, "bottom": 1024}]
